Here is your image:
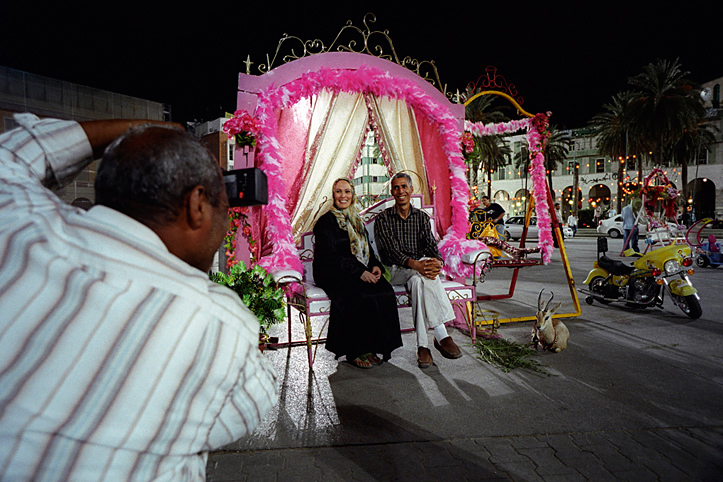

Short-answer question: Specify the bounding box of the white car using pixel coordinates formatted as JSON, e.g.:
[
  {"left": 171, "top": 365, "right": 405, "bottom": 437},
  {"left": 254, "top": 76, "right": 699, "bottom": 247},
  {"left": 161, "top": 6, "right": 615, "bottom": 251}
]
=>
[
  {"left": 597, "top": 215, "right": 664, "bottom": 238},
  {"left": 504, "top": 216, "right": 573, "bottom": 241},
  {"left": 597, "top": 215, "right": 626, "bottom": 238},
  {"left": 504, "top": 216, "right": 538, "bottom": 241}
]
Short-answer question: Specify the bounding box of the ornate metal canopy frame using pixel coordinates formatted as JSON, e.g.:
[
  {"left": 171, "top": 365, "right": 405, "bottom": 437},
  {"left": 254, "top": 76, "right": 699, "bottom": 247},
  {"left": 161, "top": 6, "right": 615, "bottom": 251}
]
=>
[
  {"left": 460, "top": 66, "right": 527, "bottom": 109},
  {"left": 244, "top": 13, "right": 451, "bottom": 99}
]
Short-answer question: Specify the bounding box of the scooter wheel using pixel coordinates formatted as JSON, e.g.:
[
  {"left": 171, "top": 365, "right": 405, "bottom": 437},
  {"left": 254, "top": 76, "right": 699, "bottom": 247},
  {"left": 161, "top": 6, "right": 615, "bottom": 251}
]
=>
[
  {"left": 680, "top": 294, "right": 703, "bottom": 319},
  {"left": 585, "top": 296, "right": 594, "bottom": 305}
]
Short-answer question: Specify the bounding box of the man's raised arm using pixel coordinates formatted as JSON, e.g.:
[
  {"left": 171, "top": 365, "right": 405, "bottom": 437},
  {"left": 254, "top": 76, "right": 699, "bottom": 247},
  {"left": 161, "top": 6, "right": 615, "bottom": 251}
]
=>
[{"left": 80, "top": 120, "right": 183, "bottom": 159}]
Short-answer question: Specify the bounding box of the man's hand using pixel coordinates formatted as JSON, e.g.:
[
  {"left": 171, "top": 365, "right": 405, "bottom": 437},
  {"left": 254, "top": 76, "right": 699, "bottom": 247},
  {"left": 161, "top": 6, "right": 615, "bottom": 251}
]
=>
[{"left": 409, "top": 258, "right": 443, "bottom": 280}]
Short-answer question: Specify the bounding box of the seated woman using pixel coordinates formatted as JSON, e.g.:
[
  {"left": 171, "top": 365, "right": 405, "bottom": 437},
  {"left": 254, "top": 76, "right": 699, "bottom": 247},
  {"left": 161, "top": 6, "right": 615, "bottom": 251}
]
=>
[{"left": 313, "top": 178, "right": 403, "bottom": 368}]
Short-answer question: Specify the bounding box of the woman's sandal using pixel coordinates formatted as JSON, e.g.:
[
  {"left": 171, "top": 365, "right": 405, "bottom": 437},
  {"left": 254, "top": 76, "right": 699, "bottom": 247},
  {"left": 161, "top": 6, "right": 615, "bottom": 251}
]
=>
[
  {"left": 349, "top": 355, "right": 374, "bottom": 369},
  {"left": 365, "top": 353, "right": 383, "bottom": 366}
]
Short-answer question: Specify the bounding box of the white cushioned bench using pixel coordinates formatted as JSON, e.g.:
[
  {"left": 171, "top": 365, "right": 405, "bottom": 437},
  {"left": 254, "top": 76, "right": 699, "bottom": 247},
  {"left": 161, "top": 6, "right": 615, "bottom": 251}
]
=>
[{"left": 276, "top": 195, "right": 489, "bottom": 367}]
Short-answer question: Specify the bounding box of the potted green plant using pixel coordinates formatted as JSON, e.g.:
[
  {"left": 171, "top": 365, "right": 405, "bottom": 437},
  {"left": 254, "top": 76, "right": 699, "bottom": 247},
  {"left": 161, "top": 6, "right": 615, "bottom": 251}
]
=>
[{"left": 210, "top": 262, "right": 285, "bottom": 348}]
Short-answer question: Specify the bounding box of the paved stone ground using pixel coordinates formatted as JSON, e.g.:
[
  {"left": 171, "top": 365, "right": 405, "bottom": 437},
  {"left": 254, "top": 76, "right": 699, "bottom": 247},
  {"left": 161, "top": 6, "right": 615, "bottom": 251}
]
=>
[
  {"left": 208, "top": 426, "right": 723, "bottom": 481},
  {"left": 206, "top": 237, "right": 723, "bottom": 481}
]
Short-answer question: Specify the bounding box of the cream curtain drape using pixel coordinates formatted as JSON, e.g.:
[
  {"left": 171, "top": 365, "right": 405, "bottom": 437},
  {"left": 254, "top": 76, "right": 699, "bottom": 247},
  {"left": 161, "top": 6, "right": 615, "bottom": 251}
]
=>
[
  {"left": 291, "top": 90, "right": 369, "bottom": 239},
  {"left": 289, "top": 90, "right": 429, "bottom": 241},
  {"left": 367, "top": 95, "right": 430, "bottom": 203}
]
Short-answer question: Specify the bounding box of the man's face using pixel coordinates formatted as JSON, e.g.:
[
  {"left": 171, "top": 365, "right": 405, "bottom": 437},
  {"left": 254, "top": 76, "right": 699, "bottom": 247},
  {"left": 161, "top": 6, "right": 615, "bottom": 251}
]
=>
[
  {"left": 391, "top": 177, "right": 412, "bottom": 209},
  {"left": 481, "top": 197, "right": 491, "bottom": 207}
]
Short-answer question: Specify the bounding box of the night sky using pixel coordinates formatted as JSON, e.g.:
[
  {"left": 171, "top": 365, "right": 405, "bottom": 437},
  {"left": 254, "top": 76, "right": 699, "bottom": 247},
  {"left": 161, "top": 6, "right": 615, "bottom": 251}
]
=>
[{"left": 2, "top": 2, "right": 720, "bottom": 129}]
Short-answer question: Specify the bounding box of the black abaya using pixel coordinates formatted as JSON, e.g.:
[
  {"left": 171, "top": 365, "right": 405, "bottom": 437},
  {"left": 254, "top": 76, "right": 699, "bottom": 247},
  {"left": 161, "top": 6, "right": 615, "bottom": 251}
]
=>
[{"left": 312, "top": 212, "right": 402, "bottom": 360}]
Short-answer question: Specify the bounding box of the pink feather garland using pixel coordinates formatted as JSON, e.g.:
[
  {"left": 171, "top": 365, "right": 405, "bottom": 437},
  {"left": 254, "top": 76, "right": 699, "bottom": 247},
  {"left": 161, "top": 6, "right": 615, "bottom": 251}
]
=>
[
  {"left": 253, "top": 65, "right": 493, "bottom": 277},
  {"left": 463, "top": 115, "right": 554, "bottom": 263}
]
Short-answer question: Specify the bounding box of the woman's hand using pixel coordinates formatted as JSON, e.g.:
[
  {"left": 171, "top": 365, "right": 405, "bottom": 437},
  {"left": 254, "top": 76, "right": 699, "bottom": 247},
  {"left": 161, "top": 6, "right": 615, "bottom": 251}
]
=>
[{"left": 360, "top": 270, "right": 379, "bottom": 283}]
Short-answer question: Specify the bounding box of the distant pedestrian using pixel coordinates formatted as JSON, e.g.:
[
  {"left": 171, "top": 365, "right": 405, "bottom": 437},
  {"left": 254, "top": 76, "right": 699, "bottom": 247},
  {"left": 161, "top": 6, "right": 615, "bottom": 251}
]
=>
[
  {"left": 594, "top": 204, "right": 603, "bottom": 226},
  {"left": 567, "top": 213, "right": 578, "bottom": 237},
  {"left": 622, "top": 200, "right": 640, "bottom": 253},
  {"left": 554, "top": 203, "right": 563, "bottom": 247}
]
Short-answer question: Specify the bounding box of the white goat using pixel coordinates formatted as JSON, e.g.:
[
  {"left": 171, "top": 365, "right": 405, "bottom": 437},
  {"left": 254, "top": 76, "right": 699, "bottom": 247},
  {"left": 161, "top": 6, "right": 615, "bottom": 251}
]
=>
[{"left": 531, "top": 290, "right": 569, "bottom": 352}]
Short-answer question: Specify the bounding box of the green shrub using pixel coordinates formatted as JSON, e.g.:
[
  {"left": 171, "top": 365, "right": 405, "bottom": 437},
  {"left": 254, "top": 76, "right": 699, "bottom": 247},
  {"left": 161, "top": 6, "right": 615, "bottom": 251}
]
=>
[{"left": 210, "top": 262, "right": 285, "bottom": 334}]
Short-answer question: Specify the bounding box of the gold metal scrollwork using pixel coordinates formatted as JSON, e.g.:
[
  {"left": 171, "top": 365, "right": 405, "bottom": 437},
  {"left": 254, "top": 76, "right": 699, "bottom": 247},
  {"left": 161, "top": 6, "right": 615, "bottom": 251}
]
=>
[{"left": 253, "top": 13, "right": 451, "bottom": 99}]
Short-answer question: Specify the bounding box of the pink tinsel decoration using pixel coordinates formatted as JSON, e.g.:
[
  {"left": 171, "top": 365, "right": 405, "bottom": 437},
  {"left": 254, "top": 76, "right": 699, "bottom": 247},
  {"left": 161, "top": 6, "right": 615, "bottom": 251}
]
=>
[
  {"left": 463, "top": 114, "right": 554, "bottom": 263},
  {"left": 253, "top": 66, "right": 555, "bottom": 274},
  {"left": 253, "top": 65, "right": 489, "bottom": 277}
]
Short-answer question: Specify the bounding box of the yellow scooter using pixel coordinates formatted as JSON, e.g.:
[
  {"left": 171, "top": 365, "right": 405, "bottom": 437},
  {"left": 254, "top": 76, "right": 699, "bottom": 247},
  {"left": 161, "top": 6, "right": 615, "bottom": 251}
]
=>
[{"left": 581, "top": 237, "right": 701, "bottom": 319}]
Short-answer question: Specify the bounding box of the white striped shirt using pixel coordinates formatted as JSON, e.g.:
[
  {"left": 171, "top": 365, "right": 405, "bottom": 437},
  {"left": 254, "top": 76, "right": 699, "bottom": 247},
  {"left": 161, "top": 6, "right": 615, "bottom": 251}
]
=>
[{"left": 0, "top": 115, "right": 278, "bottom": 481}]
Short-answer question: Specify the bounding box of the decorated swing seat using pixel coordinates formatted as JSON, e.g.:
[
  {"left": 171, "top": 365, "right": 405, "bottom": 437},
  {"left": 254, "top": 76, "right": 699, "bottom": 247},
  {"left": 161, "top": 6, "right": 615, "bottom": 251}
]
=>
[
  {"left": 225, "top": 15, "right": 582, "bottom": 362},
  {"left": 283, "top": 195, "right": 488, "bottom": 363}
]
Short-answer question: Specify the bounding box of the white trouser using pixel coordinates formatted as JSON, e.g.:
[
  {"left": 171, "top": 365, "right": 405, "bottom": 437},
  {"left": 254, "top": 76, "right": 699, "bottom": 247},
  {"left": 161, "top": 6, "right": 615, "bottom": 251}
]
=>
[{"left": 389, "top": 259, "right": 455, "bottom": 348}]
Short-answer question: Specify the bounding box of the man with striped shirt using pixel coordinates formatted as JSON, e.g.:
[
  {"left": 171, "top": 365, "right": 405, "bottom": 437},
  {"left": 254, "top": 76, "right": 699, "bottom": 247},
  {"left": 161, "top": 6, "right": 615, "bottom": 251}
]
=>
[
  {"left": 374, "top": 173, "right": 462, "bottom": 369},
  {"left": 0, "top": 114, "right": 277, "bottom": 481}
]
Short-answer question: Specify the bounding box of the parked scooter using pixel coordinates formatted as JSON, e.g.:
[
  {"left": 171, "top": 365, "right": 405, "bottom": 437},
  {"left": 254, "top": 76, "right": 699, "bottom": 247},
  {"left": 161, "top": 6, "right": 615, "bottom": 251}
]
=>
[{"left": 581, "top": 237, "right": 702, "bottom": 319}]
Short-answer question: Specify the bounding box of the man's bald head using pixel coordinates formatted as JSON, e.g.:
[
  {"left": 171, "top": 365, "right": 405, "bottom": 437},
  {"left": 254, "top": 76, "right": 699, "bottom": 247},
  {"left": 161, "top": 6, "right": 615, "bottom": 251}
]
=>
[{"left": 95, "top": 125, "right": 224, "bottom": 228}]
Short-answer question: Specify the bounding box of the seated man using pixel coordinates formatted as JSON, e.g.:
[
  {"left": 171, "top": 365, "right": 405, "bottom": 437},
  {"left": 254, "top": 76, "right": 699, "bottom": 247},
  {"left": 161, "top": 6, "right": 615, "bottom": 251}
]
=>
[
  {"left": 0, "top": 114, "right": 277, "bottom": 481},
  {"left": 374, "top": 173, "right": 462, "bottom": 369}
]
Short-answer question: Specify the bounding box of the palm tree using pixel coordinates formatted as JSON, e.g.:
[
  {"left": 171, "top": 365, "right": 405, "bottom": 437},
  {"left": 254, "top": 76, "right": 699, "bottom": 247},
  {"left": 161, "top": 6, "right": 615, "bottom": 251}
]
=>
[
  {"left": 463, "top": 89, "right": 511, "bottom": 196},
  {"left": 542, "top": 126, "right": 573, "bottom": 195},
  {"left": 589, "top": 91, "right": 643, "bottom": 211},
  {"left": 478, "top": 135, "right": 512, "bottom": 198},
  {"left": 671, "top": 120, "right": 718, "bottom": 198},
  {"left": 625, "top": 58, "right": 705, "bottom": 190},
  {"left": 512, "top": 126, "right": 571, "bottom": 199}
]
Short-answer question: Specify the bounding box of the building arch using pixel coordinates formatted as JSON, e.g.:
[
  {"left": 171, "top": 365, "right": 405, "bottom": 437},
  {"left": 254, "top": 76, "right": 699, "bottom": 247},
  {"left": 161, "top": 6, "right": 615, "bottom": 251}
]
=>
[
  {"left": 686, "top": 178, "right": 716, "bottom": 219},
  {"left": 588, "top": 183, "right": 611, "bottom": 209},
  {"left": 561, "top": 186, "right": 582, "bottom": 216}
]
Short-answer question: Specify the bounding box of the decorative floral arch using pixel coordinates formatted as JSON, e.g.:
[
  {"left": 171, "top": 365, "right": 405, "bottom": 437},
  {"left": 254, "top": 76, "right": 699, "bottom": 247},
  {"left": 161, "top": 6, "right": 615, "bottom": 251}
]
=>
[
  {"left": 464, "top": 114, "right": 555, "bottom": 262},
  {"left": 251, "top": 63, "right": 487, "bottom": 278}
]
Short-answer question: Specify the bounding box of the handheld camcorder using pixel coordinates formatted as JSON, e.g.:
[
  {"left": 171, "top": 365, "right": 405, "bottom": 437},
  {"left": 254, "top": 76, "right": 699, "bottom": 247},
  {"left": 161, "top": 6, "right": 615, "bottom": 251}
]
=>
[{"left": 223, "top": 168, "right": 268, "bottom": 207}]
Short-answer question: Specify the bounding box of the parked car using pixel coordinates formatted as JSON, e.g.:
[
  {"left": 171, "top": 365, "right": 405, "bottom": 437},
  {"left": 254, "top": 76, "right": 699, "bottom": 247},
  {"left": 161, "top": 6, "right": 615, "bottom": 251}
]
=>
[
  {"left": 597, "top": 215, "right": 625, "bottom": 238},
  {"left": 504, "top": 216, "right": 573, "bottom": 241},
  {"left": 597, "top": 215, "right": 666, "bottom": 238},
  {"left": 504, "top": 216, "right": 538, "bottom": 241}
]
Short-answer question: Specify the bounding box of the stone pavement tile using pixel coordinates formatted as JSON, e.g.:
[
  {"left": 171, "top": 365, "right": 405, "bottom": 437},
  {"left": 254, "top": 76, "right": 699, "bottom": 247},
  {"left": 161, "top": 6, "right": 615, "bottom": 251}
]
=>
[
  {"left": 658, "top": 428, "right": 723, "bottom": 469},
  {"left": 552, "top": 452, "right": 617, "bottom": 482},
  {"left": 445, "top": 438, "right": 492, "bottom": 460},
  {"left": 443, "top": 439, "right": 508, "bottom": 479},
  {"left": 505, "top": 435, "right": 549, "bottom": 449},
  {"left": 207, "top": 449, "right": 288, "bottom": 482},
  {"left": 493, "top": 460, "right": 544, "bottom": 482},
  {"left": 541, "top": 474, "right": 587, "bottom": 482},
  {"left": 484, "top": 438, "right": 534, "bottom": 464},
  {"left": 413, "top": 441, "right": 463, "bottom": 467},
  {"left": 568, "top": 433, "right": 640, "bottom": 474},
  {"left": 206, "top": 452, "right": 249, "bottom": 482},
  {"left": 312, "top": 446, "right": 362, "bottom": 480},
  {"left": 608, "top": 431, "right": 690, "bottom": 480},
  {"left": 607, "top": 469, "right": 660, "bottom": 482},
  {"left": 630, "top": 428, "right": 723, "bottom": 480},
  {"left": 515, "top": 446, "right": 580, "bottom": 478},
  {"left": 687, "top": 426, "right": 723, "bottom": 449},
  {"left": 539, "top": 433, "right": 583, "bottom": 454}
]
